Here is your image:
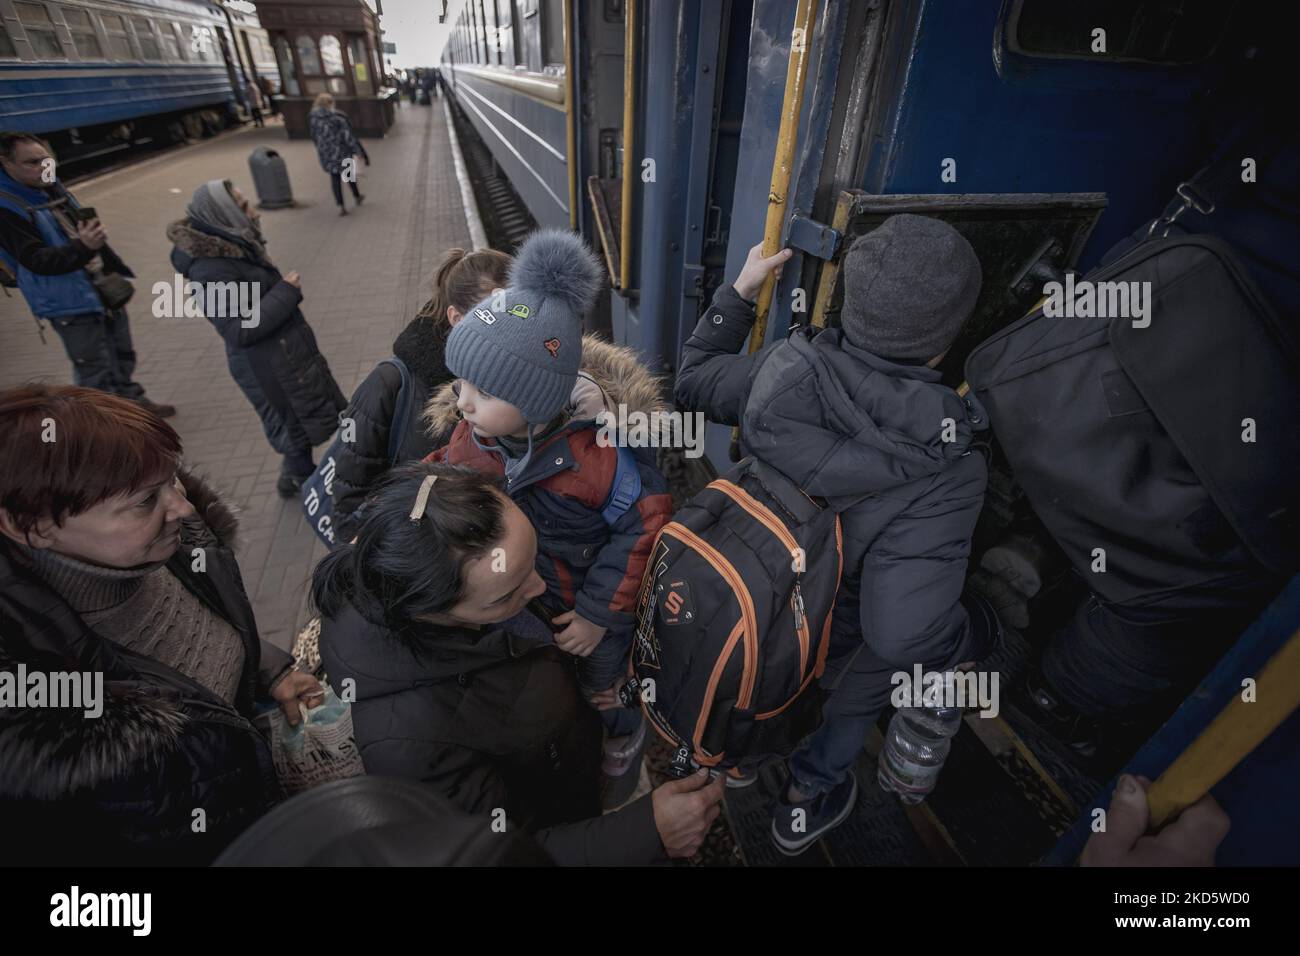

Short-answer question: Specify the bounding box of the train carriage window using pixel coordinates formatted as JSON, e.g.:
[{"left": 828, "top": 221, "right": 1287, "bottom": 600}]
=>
[
  {"left": 129, "top": 18, "right": 161, "bottom": 60},
  {"left": 157, "top": 20, "right": 180, "bottom": 60},
  {"left": 15, "top": 2, "right": 65, "bottom": 59},
  {"left": 61, "top": 8, "right": 103, "bottom": 59},
  {"left": 99, "top": 13, "right": 130, "bottom": 60},
  {"left": 541, "top": 0, "right": 565, "bottom": 70},
  {"left": 319, "top": 34, "right": 344, "bottom": 75},
  {"left": 0, "top": 22, "right": 15, "bottom": 58},
  {"left": 296, "top": 34, "right": 322, "bottom": 74},
  {"left": 1007, "top": 0, "right": 1227, "bottom": 64},
  {"left": 275, "top": 36, "right": 301, "bottom": 95}
]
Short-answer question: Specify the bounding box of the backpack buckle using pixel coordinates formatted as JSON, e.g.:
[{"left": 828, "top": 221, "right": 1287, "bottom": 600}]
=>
[{"left": 1147, "top": 181, "right": 1216, "bottom": 238}]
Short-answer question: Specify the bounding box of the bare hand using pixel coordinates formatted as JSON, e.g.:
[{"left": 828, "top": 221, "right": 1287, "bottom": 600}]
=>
[
  {"left": 270, "top": 671, "right": 326, "bottom": 727},
  {"left": 651, "top": 769, "right": 726, "bottom": 858},
  {"left": 1080, "top": 774, "right": 1230, "bottom": 867},
  {"left": 283, "top": 271, "right": 301, "bottom": 288},
  {"left": 733, "top": 243, "right": 793, "bottom": 302},
  {"left": 76, "top": 219, "right": 107, "bottom": 250},
  {"left": 589, "top": 681, "right": 624, "bottom": 711},
  {"left": 552, "top": 609, "right": 605, "bottom": 657}
]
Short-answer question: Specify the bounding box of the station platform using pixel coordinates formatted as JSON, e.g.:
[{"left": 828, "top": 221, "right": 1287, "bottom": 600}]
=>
[{"left": 0, "top": 104, "right": 473, "bottom": 650}]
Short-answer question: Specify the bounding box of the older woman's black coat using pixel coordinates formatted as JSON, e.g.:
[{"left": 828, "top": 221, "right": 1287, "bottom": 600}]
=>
[
  {"left": 167, "top": 219, "right": 345, "bottom": 452},
  {"left": 318, "top": 603, "right": 665, "bottom": 866},
  {"left": 0, "top": 473, "right": 294, "bottom": 866}
]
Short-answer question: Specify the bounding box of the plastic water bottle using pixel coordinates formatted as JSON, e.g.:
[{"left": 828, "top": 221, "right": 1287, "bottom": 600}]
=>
[{"left": 877, "top": 705, "right": 963, "bottom": 804}]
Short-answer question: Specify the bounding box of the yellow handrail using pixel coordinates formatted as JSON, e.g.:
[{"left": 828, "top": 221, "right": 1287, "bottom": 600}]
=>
[
  {"left": 748, "top": 0, "right": 819, "bottom": 353},
  {"left": 619, "top": 0, "right": 638, "bottom": 290},
  {"left": 1146, "top": 626, "right": 1300, "bottom": 828}
]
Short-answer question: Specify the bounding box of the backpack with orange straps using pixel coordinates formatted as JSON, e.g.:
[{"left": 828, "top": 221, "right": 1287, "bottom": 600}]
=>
[{"left": 628, "top": 455, "right": 843, "bottom": 775}]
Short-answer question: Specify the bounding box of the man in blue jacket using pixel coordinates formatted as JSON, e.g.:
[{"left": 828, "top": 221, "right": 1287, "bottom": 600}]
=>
[
  {"left": 0, "top": 131, "right": 172, "bottom": 415},
  {"left": 675, "top": 215, "right": 998, "bottom": 854}
]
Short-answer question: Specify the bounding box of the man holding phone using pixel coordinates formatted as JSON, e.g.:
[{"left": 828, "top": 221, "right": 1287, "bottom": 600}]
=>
[{"left": 0, "top": 131, "right": 173, "bottom": 415}]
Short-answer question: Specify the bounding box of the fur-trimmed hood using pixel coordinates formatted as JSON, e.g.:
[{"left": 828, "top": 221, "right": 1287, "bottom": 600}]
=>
[
  {"left": 167, "top": 218, "right": 247, "bottom": 260},
  {"left": 392, "top": 300, "right": 453, "bottom": 388},
  {"left": 422, "top": 333, "right": 666, "bottom": 438}
]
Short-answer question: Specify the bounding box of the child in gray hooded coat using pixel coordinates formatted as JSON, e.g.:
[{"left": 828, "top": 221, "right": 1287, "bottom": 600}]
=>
[{"left": 675, "top": 214, "right": 999, "bottom": 854}]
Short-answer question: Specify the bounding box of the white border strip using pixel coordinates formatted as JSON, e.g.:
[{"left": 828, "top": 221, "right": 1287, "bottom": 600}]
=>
[{"left": 443, "top": 96, "right": 488, "bottom": 251}]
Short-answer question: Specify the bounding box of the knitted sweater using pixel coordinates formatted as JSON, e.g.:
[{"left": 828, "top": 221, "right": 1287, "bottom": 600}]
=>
[{"left": 18, "top": 533, "right": 247, "bottom": 705}]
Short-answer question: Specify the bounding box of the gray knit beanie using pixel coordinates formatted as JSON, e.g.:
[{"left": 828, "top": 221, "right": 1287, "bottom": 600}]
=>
[
  {"left": 445, "top": 229, "right": 603, "bottom": 423},
  {"left": 839, "top": 214, "right": 982, "bottom": 360}
]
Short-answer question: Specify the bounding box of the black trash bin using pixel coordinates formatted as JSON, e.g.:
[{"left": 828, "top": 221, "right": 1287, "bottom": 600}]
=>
[{"left": 248, "top": 146, "right": 295, "bottom": 209}]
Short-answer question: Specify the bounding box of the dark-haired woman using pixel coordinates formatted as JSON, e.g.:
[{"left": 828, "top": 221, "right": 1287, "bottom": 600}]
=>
[
  {"left": 330, "top": 246, "right": 511, "bottom": 542},
  {"left": 313, "top": 462, "right": 725, "bottom": 865},
  {"left": 0, "top": 384, "right": 323, "bottom": 865},
  {"left": 168, "top": 179, "right": 346, "bottom": 496}
]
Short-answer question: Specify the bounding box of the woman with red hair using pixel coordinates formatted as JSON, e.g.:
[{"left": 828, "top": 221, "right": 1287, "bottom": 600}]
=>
[{"left": 0, "top": 383, "right": 322, "bottom": 864}]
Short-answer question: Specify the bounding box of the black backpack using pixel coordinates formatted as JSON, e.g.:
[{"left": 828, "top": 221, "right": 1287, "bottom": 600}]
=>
[
  {"left": 965, "top": 234, "right": 1300, "bottom": 610},
  {"left": 629, "top": 456, "right": 843, "bottom": 775}
]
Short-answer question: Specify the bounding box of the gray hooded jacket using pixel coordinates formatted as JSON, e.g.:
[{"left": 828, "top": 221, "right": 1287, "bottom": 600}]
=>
[{"left": 674, "top": 285, "right": 989, "bottom": 671}]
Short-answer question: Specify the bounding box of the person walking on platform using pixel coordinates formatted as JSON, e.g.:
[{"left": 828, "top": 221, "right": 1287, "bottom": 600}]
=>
[
  {"left": 167, "top": 180, "right": 346, "bottom": 496},
  {"left": 308, "top": 94, "right": 366, "bottom": 216},
  {"left": 0, "top": 131, "right": 174, "bottom": 416},
  {"left": 244, "top": 79, "right": 266, "bottom": 128},
  {"left": 257, "top": 76, "right": 279, "bottom": 118}
]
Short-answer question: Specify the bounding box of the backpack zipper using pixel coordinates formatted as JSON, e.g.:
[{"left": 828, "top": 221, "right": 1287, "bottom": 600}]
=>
[{"left": 705, "top": 480, "right": 811, "bottom": 675}]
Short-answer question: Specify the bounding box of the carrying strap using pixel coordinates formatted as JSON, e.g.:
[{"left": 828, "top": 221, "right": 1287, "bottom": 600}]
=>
[
  {"left": 1148, "top": 119, "right": 1292, "bottom": 238},
  {"left": 601, "top": 445, "right": 642, "bottom": 525},
  {"left": 381, "top": 356, "right": 414, "bottom": 464}
]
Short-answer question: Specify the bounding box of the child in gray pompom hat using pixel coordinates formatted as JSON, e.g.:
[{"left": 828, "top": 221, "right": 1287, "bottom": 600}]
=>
[{"left": 434, "top": 229, "right": 673, "bottom": 800}]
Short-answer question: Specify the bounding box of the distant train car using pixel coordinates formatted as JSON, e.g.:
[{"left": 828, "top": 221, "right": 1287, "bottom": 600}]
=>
[
  {"left": 220, "top": 0, "right": 278, "bottom": 97},
  {"left": 0, "top": 0, "right": 248, "bottom": 162}
]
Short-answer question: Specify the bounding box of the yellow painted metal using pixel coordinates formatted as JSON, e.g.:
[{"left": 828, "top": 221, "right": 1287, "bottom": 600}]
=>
[
  {"left": 809, "top": 189, "right": 855, "bottom": 329},
  {"left": 748, "top": 0, "right": 820, "bottom": 353},
  {"left": 618, "top": 0, "right": 638, "bottom": 290},
  {"left": 1146, "top": 626, "right": 1300, "bottom": 829},
  {"left": 563, "top": 0, "right": 578, "bottom": 230}
]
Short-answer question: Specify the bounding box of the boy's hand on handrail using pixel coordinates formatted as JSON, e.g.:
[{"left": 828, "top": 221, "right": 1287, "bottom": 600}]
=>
[{"left": 733, "top": 243, "right": 793, "bottom": 303}]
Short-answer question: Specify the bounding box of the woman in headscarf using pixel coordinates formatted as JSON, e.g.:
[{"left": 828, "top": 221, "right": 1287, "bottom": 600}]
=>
[
  {"left": 166, "top": 179, "right": 346, "bottom": 495},
  {"left": 308, "top": 93, "right": 365, "bottom": 215}
]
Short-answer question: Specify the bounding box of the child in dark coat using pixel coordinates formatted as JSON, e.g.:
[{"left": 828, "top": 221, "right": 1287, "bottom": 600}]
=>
[{"left": 675, "top": 214, "right": 998, "bottom": 853}]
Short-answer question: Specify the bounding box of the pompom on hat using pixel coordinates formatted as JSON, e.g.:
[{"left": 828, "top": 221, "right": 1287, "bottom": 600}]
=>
[{"left": 445, "top": 229, "right": 604, "bottom": 423}]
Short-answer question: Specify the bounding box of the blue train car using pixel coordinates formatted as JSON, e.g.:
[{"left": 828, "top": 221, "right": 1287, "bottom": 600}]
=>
[
  {"left": 0, "top": 0, "right": 250, "bottom": 160},
  {"left": 441, "top": 0, "right": 1299, "bottom": 866}
]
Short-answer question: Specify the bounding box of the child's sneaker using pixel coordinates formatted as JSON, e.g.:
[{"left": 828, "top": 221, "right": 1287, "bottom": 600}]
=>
[
  {"left": 769, "top": 772, "right": 858, "bottom": 856},
  {"left": 599, "top": 717, "right": 647, "bottom": 810}
]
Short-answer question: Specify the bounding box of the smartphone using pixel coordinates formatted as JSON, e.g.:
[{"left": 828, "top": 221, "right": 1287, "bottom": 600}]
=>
[{"left": 73, "top": 206, "right": 98, "bottom": 222}]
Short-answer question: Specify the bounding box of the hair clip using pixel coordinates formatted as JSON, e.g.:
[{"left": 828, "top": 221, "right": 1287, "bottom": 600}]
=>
[{"left": 409, "top": 474, "right": 438, "bottom": 522}]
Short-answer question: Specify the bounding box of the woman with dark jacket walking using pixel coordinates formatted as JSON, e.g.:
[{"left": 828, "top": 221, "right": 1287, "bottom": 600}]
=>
[
  {"left": 0, "top": 385, "right": 324, "bottom": 865},
  {"left": 168, "top": 179, "right": 346, "bottom": 496},
  {"left": 308, "top": 93, "right": 365, "bottom": 215},
  {"left": 313, "top": 462, "right": 725, "bottom": 865},
  {"left": 331, "top": 246, "right": 511, "bottom": 542}
]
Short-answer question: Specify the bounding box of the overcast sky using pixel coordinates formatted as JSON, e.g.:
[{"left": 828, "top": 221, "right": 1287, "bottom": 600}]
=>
[{"left": 376, "top": 0, "right": 467, "bottom": 69}]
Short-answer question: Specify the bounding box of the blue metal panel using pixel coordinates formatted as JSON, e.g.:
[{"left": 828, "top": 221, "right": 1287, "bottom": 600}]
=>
[
  {"left": 1045, "top": 574, "right": 1300, "bottom": 866},
  {"left": 0, "top": 64, "right": 234, "bottom": 133},
  {"left": 452, "top": 72, "right": 570, "bottom": 229},
  {"left": 859, "top": 0, "right": 1226, "bottom": 268}
]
